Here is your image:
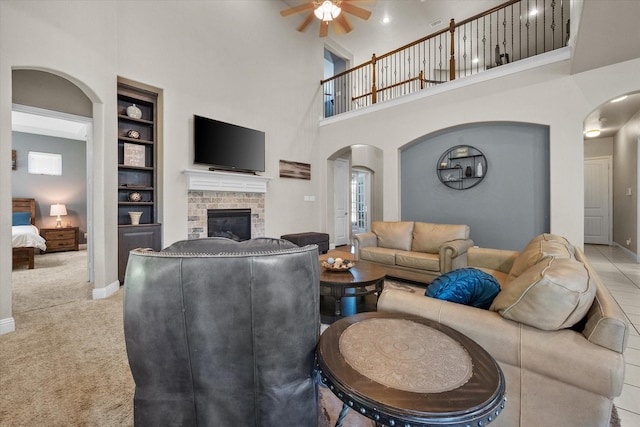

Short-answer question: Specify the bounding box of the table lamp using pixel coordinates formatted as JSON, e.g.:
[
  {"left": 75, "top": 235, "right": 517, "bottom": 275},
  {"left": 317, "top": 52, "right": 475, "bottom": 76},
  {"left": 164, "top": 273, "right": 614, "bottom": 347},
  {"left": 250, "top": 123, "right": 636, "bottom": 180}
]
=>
[{"left": 50, "top": 203, "right": 68, "bottom": 228}]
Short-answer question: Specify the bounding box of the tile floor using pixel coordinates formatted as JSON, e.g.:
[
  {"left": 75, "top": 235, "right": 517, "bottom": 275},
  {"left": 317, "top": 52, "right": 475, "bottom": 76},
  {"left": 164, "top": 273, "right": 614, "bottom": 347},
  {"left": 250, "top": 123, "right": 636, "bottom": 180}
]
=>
[{"left": 585, "top": 244, "right": 640, "bottom": 426}]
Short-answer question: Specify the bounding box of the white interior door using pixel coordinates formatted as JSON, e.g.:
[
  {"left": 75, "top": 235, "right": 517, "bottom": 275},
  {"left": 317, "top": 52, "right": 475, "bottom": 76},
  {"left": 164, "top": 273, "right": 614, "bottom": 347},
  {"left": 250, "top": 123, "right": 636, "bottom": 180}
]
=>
[
  {"left": 334, "top": 159, "right": 350, "bottom": 246},
  {"left": 584, "top": 157, "right": 611, "bottom": 244}
]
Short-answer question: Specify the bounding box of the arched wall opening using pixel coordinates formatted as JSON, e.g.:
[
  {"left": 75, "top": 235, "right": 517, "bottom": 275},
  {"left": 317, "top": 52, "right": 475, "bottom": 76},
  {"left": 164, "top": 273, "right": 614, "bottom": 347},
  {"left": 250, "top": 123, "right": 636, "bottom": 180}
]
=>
[
  {"left": 2, "top": 66, "right": 108, "bottom": 334},
  {"left": 583, "top": 91, "right": 640, "bottom": 260},
  {"left": 326, "top": 144, "right": 384, "bottom": 246}
]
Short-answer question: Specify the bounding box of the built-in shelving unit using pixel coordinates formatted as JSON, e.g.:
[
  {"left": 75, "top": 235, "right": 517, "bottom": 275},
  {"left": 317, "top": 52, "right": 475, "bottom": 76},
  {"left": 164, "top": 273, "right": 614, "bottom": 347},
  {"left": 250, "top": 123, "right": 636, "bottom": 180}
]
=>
[
  {"left": 437, "top": 145, "right": 487, "bottom": 190},
  {"left": 117, "top": 78, "right": 162, "bottom": 283}
]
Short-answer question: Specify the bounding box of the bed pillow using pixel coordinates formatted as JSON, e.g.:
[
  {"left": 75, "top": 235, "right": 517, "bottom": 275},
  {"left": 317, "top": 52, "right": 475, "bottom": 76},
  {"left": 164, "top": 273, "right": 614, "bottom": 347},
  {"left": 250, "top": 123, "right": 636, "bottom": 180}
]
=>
[
  {"left": 425, "top": 267, "right": 501, "bottom": 309},
  {"left": 12, "top": 211, "right": 31, "bottom": 226}
]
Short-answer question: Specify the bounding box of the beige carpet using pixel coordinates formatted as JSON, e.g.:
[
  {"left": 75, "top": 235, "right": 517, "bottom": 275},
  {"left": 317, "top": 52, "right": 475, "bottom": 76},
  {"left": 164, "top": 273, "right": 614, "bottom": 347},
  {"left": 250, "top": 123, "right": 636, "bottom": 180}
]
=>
[{"left": 3, "top": 251, "right": 374, "bottom": 427}]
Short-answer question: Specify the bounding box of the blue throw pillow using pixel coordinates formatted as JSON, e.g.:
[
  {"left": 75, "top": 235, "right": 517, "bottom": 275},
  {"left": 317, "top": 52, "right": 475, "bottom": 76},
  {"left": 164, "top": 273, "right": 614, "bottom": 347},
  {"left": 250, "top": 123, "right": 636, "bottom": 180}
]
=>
[
  {"left": 12, "top": 211, "right": 31, "bottom": 226},
  {"left": 425, "top": 267, "right": 501, "bottom": 309}
]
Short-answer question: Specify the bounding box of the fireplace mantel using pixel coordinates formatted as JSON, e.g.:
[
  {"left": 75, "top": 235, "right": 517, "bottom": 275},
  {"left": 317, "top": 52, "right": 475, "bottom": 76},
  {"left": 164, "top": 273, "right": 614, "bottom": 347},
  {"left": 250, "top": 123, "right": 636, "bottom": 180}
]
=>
[{"left": 184, "top": 169, "right": 272, "bottom": 193}]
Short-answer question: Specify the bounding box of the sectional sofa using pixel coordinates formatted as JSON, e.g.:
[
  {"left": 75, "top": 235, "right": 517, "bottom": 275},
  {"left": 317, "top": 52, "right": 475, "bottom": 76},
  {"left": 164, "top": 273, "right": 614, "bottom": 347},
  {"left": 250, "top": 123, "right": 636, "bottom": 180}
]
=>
[{"left": 377, "top": 234, "right": 629, "bottom": 427}]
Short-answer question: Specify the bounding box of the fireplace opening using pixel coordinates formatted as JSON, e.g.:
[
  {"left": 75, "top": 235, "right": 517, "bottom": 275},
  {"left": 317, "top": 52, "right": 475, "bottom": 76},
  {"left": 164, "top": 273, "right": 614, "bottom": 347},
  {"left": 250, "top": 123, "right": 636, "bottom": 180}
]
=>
[{"left": 208, "top": 209, "right": 251, "bottom": 241}]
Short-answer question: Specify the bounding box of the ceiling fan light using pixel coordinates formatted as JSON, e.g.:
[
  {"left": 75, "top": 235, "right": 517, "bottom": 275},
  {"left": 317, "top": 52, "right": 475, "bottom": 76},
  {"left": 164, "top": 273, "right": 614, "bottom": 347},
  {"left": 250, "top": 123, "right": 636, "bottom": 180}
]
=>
[
  {"left": 585, "top": 129, "right": 601, "bottom": 138},
  {"left": 315, "top": 0, "right": 337, "bottom": 21}
]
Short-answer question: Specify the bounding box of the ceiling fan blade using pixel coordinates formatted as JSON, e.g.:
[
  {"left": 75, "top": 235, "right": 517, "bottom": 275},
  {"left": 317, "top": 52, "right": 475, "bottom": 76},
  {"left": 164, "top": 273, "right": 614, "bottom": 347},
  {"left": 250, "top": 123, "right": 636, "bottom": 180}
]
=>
[
  {"left": 319, "top": 21, "right": 329, "bottom": 37},
  {"left": 334, "top": 14, "right": 353, "bottom": 34},
  {"left": 280, "top": 2, "right": 314, "bottom": 17},
  {"left": 340, "top": 2, "right": 372, "bottom": 20},
  {"left": 297, "top": 12, "right": 315, "bottom": 32}
]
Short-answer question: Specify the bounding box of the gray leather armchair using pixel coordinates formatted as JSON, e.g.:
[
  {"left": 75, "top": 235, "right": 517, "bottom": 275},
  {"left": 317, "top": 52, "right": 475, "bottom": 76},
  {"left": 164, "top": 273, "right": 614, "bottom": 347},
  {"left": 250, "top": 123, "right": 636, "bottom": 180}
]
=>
[{"left": 123, "top": 237, "right": 320, "bottom": 426}]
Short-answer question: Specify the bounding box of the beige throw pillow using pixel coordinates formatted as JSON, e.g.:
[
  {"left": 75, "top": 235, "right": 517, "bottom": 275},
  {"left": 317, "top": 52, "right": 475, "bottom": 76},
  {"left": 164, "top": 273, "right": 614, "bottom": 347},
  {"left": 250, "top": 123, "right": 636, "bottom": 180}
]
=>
[
  {"left": 491, "top": 257, "right": 596, "bottom": 331},
  {"left": 372, "top": 221, "right": 414, "bottom": 251}
]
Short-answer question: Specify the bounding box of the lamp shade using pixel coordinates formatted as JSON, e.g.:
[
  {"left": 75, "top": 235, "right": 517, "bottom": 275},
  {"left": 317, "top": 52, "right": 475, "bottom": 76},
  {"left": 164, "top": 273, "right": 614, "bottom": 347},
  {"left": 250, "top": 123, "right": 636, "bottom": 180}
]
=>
[{"left": 50, "top": 203, "right": 68, "bottom": 217}]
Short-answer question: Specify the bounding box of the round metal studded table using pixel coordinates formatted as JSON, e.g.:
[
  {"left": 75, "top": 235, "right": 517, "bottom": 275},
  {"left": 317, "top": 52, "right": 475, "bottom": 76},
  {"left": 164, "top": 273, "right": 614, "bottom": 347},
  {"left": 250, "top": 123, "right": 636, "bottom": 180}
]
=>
[{"left": 316, "top": 312, "right": 506, "bottom": 427}]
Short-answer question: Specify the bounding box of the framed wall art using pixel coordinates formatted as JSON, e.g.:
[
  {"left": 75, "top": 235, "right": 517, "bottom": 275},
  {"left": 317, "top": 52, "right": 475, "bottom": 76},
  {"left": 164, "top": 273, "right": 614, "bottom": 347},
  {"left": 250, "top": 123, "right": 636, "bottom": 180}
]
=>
[{"left": 279, "top": 160, "right": 311, "bottom": 180}]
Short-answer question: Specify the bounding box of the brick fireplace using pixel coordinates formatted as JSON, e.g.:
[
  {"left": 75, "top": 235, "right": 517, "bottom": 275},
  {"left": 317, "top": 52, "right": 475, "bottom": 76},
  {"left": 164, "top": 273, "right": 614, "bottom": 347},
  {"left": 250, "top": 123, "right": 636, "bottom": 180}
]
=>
[
  {"left": 187, "top": 191, "right": 264, "bottom": 239},
  {"left": 184, "top": 169, "right": 271, "bottom": 240}
]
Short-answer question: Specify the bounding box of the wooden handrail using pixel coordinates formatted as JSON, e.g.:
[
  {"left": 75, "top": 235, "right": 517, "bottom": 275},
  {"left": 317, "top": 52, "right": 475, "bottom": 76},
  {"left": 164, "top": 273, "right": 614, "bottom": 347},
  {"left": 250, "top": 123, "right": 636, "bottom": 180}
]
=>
[
  {"left": 352, "top": 71, "right": 433, "bottom": 102},
  {"left": 320, "top": 0, "right": 519, "bottom": 86}
]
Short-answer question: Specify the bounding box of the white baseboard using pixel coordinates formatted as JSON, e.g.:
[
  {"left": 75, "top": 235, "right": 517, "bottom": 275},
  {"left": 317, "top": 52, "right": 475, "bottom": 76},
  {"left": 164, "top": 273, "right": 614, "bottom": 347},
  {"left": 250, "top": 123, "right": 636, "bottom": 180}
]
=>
[
  {"left": 612, "top": 241, "right": 639, "bottom": 262},
  {"left": 0, "top": 317, "right": 16, "bottom": 335},
  {"left": 92, "top": 280, "right": 120, "bottom": 300}
]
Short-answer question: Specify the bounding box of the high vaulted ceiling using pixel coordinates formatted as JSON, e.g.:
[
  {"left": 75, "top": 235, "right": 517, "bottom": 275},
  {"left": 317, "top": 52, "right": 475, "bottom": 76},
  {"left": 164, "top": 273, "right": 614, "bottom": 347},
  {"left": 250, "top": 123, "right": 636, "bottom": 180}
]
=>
[{"left": 281, "top": 0, "right": 640, "bottom": 138}]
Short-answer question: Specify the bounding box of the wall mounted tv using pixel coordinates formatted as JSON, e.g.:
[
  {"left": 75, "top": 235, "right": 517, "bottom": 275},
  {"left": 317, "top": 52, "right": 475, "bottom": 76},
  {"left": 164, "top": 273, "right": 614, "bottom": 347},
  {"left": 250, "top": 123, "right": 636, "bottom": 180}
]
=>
[{"left": 194, "top": 115, "right": 265, "bottom": 173}]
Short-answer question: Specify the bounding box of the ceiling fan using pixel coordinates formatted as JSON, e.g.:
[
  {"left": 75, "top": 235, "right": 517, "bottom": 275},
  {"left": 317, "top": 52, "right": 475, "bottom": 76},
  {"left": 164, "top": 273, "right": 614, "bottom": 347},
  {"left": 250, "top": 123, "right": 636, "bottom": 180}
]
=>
[{"left": 280, "top": 0, "right": 373, "bottom": 38}]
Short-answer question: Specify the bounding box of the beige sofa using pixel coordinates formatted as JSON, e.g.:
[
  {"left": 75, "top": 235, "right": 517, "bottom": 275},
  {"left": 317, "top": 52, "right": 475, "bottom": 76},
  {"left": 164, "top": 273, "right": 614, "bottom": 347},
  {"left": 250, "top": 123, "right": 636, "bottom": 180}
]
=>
[
  {"left": 353, "top": 221, "right": 473, "bottom": 284},
  {"left": 377, "top": 234, "right": 629, "bottom": 427}
]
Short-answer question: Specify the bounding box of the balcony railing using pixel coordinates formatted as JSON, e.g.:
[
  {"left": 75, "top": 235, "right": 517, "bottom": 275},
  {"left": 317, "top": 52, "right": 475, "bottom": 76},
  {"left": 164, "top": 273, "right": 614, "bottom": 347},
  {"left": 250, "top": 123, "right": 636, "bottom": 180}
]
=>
[{"left": 321, "top": 0, "right": 569, "bottom": 118}]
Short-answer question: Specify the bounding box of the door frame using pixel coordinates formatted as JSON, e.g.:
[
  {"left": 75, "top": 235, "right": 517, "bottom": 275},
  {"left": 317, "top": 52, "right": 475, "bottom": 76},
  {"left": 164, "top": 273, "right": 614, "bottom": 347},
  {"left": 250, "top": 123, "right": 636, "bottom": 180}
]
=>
[{"left": 12, "top": 103, "right": 94, "bottom": 281}]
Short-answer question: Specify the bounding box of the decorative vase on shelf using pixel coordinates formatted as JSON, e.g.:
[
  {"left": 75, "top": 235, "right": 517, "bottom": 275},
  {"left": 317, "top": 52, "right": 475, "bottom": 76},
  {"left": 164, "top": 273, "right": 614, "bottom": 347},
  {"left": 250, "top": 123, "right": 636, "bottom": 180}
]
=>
[
  {"left": 477, "top": 162, "right": 483, "bottom": 177},
  {"left": 465, "top": 166, "right": 473, "bottom": 177},
  {"left": 126, "top": 104, "right": 142, "bottom": 119},
  {"left": 128, "top": 191, "right": 142, "bottom": 202},
  {"left": 128, "top": 211, "right": 143, "bottom": 225}
]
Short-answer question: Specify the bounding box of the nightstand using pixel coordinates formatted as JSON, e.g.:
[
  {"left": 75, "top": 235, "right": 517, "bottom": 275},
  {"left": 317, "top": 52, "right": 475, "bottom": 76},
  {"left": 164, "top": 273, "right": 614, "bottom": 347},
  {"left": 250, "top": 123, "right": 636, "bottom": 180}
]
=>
[{"left": 40, "top": 227, "right": 80, "bottom": 253}]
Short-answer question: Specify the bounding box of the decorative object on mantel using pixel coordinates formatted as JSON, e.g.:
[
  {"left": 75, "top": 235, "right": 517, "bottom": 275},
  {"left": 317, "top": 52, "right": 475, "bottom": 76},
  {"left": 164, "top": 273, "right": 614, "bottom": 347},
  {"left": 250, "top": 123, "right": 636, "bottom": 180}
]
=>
[
  {"left": 279, "top": 160, "right": 311, "bottom": 180},
  {"left": 437, "top": 145, "right": 487, "bottom": 190},
  {"left": 123, "top": 143, "right": 145, "bottom": 167},
  {"left": 126, "top": 104, "right": 142, "bottom": 119},
  {"left": 127, "top": 129, "right": 140, "bottom": 139},
  {"left": 128, "top": 191, "right": 142, "bottom": 202},
  {"left": 128, "top": 211, "right": 143, "bottom": 225}
]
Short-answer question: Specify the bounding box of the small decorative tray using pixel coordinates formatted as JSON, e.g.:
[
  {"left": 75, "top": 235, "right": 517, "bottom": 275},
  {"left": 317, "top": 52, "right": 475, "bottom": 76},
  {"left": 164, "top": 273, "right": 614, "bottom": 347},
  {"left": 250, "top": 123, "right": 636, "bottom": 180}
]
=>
[{"left": 321, "top": 258, "right": 355, "bottom": 271}]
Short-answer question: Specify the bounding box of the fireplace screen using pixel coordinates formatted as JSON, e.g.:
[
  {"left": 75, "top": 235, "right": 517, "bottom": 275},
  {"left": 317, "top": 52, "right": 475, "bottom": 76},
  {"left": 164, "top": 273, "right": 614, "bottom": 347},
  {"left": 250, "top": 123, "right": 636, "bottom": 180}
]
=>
[{"left": 208, "top": 209, "right": 251, "bottom": 241}]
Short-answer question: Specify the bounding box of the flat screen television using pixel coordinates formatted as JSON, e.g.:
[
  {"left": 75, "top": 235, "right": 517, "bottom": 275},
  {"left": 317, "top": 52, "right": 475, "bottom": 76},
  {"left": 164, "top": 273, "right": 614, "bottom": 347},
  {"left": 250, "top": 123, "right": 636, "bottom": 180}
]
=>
[{"left": 194, "top": 115, "right": 265, "bottom": 173}]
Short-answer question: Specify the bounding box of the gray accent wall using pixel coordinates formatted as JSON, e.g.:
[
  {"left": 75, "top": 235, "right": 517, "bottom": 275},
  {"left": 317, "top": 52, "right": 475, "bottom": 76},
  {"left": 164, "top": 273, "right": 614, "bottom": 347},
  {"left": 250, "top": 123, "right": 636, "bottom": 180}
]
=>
[
  {"left": 12, "top": 132, "right": 87, "bottom": 243},
  {"left": 401, "top": 122, "right": 550, "bottom": 251}
]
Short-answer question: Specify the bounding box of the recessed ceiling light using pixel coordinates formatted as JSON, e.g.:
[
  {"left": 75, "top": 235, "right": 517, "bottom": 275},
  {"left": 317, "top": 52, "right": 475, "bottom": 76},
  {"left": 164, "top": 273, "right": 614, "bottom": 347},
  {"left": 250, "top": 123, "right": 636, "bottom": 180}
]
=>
[
  {"left": 529, "top": 9, "right": 538, "bottom": 16},
  {"left": 382, "top": 16, "right": 390, "bottom": 24},
  {"left": 611, "top": 95, "right": 628, "bottom": 103},
  {"left": 472, "top": 58, "right": 479, "bottom": 64},
  {"left": 584, "top": 129, "right": 601, "bottom": 138}
]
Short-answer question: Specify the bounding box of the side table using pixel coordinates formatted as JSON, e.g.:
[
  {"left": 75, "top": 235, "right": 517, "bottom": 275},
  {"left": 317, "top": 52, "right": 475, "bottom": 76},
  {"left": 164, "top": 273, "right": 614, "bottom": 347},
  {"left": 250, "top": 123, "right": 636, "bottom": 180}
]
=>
[
  {"left": 40, "top": 227, "right": 79, "bottom": 253},
  {"left": 317, "top": 312, "right": 506, "bottom": 427}
]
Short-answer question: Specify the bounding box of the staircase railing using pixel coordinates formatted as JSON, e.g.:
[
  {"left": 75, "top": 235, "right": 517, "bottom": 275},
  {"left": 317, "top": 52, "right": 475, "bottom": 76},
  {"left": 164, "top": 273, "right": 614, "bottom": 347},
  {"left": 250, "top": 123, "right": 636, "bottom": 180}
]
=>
[{"left": 321, "top": 0, "right": 569, "bottom": 118}]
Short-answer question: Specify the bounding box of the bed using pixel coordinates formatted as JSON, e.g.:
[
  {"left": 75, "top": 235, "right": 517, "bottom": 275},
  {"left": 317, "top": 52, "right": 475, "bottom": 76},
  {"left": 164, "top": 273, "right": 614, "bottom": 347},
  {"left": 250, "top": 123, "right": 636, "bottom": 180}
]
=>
[{"left": 12, "top": 198, "right": 47, "bottom": 269}]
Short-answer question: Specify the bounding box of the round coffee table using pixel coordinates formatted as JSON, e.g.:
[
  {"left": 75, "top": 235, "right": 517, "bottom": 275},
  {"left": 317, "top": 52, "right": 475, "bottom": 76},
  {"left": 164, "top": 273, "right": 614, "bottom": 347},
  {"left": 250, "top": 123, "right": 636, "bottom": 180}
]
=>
[
  {"left": 319, "top": 260, "right": 386, "bottom": 323},
  {"left": 317, "top": 312, "right": 506, "bottom": 427}
]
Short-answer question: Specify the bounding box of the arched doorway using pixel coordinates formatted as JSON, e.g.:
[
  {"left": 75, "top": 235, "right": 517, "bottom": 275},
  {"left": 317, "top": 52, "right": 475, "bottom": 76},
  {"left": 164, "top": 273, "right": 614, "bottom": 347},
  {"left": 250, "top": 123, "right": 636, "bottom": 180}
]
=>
[
  {"left": 5, "top": 68, "right": 103, "bottom": 334},
  {"left": 327, "top": 144, "right": 383, "bottom": 247},
  {"left": 583, "top": 90, "right": 640, "bottom": 259}
]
